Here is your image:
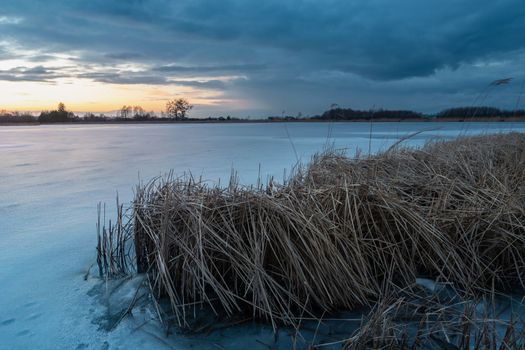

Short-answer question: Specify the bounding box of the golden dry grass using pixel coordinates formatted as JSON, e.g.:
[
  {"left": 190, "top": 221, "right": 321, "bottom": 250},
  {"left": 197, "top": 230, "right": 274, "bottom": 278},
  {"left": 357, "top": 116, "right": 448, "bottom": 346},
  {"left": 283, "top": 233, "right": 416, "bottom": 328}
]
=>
[{"left": 99, "top": 133, "right": 525, "bottom": 340}]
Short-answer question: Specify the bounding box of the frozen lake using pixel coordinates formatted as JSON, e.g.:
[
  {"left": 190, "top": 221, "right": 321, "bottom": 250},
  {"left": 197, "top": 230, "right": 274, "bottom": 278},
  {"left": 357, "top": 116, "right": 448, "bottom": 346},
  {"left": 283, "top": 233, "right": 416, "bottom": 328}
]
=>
[{"left": 1, "top": 121, "right": 525, "bottom": 349}]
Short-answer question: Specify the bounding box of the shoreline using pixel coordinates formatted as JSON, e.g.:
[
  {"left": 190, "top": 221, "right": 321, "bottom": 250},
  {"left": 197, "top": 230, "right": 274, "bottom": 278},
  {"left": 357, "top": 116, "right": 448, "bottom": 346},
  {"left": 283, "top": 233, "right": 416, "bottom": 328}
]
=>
[{"left": 2, "top": 116, "right": 525, "bottom": 126}]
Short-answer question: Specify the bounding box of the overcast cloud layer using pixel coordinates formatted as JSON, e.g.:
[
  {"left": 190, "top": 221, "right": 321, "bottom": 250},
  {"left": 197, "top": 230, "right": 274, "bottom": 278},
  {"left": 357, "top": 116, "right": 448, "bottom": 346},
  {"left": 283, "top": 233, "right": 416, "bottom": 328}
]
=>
[{"left": 1, "top": 0, "right": 525, "bottom": 116}]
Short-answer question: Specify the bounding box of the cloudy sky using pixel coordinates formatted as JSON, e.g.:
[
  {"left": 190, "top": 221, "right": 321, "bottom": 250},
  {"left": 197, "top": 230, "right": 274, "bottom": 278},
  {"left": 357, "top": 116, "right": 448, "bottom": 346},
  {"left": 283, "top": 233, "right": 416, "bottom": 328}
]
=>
[{"left": 0, "top": 0, "right": 524, "bottom": 117}]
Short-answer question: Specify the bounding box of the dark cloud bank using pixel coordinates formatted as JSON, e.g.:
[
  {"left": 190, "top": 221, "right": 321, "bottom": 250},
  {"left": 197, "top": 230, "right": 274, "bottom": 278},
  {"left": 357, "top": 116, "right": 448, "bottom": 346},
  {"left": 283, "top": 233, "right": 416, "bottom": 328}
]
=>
[{"left": 1, "top": 0, "right": 524, "bottom": 115}]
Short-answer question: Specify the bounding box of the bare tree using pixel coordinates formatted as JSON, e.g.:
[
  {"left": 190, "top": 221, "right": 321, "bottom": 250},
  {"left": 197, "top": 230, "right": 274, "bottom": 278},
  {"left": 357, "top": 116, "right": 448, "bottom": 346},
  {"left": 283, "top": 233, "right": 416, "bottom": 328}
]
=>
[
  {"left": 133, "top": 106, "right": 145, "bottom": 117},
  {"left": 166, "top": 98, "right": 193, "bottom": 120},
  {"left": 119, "top": 105, "right": 132, "bottom": 118},
  {"left": 58, "top": 102, "right": 66, "bottom": 113}
]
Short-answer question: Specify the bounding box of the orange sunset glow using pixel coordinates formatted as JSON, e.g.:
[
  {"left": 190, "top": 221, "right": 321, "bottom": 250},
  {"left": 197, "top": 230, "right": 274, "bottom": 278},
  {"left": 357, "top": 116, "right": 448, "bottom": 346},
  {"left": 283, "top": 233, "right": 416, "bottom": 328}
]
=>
[
  {"left": 0, "top": 79, "right": 228, "bottom": 113},
  {"left": 0, "top": 43, "right": 249, "bottom": 116},
  {"left": 0, "top": 54, "right": 244, "bottom": 113}
]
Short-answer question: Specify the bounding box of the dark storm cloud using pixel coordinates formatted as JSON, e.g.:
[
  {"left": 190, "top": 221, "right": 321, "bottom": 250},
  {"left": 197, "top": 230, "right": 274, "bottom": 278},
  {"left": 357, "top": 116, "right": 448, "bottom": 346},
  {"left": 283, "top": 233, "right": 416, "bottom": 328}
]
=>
[{"left": 1, "top": 0, "right": 525, "bottom": 114}]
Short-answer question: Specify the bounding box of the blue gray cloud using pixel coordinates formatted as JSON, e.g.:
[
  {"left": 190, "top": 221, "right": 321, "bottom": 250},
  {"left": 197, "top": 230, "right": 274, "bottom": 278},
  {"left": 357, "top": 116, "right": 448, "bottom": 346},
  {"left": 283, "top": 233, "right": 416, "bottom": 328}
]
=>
[{"left": 1, "top": 0, "right": 525, "bottom": 115}]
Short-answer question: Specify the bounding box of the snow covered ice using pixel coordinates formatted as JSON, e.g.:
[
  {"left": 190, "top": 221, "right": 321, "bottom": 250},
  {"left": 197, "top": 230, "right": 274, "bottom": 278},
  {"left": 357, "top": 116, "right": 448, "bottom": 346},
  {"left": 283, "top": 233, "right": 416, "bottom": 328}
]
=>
[{"left": 1, "top": 122, "right": 525, "bottom": 349}]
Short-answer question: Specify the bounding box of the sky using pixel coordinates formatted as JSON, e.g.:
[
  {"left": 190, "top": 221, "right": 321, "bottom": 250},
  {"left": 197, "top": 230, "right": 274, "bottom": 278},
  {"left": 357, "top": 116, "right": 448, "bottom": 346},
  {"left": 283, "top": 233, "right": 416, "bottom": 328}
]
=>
[{"left": 0, "top": 0, "right": 524, "bottom": 117}]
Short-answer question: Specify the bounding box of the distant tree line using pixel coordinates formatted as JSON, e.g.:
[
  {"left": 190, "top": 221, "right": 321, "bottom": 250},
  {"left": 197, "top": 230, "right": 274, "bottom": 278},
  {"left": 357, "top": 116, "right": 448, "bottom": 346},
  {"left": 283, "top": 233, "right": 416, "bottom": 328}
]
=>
[
  {"left": 307, "top": 106, "right": 525, "bottom": 121},
  {"left": 0, "top": 110, "right": 36, "bottom": 123},
  {"left": 2, "top": 102, "right": 525, "bottom": 124},
  {"left": 313, "top": 107, "right": 423, "bottom": 120},
  {"left": 436, "top": 107, "right": 525, "bottom": 119},
  {"left": 0, "top": 98, "right": 195, "bottom": 124}
]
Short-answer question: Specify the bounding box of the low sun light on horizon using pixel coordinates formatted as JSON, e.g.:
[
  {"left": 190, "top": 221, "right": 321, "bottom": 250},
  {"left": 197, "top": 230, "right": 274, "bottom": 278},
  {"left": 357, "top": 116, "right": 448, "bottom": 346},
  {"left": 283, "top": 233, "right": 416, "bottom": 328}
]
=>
[
  {"left": 0, "top": 45, "right": 243, "bottom": 115},
  {"left": 0, "top": 79, "right": 225, "bottom": 114},
  {"left": 2, "top": 2, "right": 525, "bottom": 116}
]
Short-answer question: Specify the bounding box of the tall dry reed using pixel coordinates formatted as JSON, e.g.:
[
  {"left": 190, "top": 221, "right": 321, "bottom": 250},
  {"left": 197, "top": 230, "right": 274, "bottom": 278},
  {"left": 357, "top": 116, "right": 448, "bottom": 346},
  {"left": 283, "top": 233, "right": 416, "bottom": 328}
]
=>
[{"left": 99, "top": 133, "right": 525, "bottom": 333}]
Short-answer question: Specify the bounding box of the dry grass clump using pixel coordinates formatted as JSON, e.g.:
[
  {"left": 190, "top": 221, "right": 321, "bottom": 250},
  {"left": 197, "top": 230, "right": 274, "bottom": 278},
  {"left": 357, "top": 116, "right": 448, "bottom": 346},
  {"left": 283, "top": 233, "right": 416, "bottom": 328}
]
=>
[
  {"left": 340, "top": 290, "right": 525, "bottom": 350},
  {"left": 96, "top": 200, "right": 132, "bottom": 279},
  {"left": 101, "top": 132, "right": 525, "bottom": 331}
]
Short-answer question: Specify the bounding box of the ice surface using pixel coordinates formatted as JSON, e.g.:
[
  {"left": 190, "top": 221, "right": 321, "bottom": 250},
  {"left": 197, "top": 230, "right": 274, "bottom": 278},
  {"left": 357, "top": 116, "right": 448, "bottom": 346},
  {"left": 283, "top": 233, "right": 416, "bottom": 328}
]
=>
[{"left": 1, "top": 122, "right": 525, "bottom": 349}]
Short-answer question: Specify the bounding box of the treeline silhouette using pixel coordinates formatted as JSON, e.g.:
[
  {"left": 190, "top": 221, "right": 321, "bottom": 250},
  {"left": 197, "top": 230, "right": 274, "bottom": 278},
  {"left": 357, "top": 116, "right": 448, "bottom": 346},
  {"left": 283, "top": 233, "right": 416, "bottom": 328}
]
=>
[
  {"left": 2, "top": 105, "right": 525, "bottom": 124},
  {"left": 314, "top": 108, "right": 423, "bottom": 120},
  {"left": 437, "top": 107, "right": 525, "bottom": 119},
  {"left": 0, "top": 111, "right": 36, "bottom": 123},
  {"left": 0, "top": 112, "right": 243, "bottom": 123}
]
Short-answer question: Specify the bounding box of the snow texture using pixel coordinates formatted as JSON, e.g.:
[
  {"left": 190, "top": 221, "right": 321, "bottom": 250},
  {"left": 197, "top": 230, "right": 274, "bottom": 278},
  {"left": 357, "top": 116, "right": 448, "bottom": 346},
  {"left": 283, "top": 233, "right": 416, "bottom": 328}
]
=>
[{"left": 1, "top": 122, "right": 525, "bottom": 349}]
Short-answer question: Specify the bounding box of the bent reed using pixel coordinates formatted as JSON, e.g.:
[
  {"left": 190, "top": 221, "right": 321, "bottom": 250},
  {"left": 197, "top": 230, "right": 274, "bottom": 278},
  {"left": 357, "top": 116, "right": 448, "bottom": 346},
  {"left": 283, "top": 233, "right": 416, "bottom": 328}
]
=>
[{"left": 99, "top": 133, "right": 525, "bottom": 336}]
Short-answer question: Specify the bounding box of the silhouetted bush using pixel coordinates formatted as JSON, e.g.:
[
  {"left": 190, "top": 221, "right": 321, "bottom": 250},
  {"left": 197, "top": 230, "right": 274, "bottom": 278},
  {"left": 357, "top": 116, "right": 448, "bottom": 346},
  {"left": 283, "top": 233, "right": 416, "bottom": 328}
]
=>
[{"left": 38, "top": 103, "right": 78, "bottom": 123}]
